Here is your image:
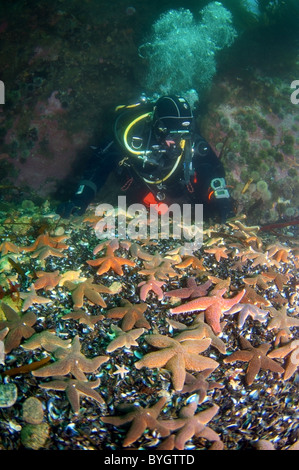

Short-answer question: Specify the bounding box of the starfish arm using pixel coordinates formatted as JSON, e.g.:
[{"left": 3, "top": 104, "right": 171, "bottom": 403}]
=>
[
  {"left": 268, "top": 342, "right": 298, "bottom": 359},
  {"left": 174, "top": 327, "right": 206, "bottom": 342},
  {"left": 222, "top": 289, "right": 246, "bottom": 309},
  {"left": 106, "top": 336, "right": 127, "bottom": 352},
  {"left": 145, "top": 334, "right": 175, "bottom": 349},
  {"left": 165, "top": 353, "right": 187, "bottom": 391},
  {"left": 65, "top": 385, "right": 81, "bottom": 413},
  {"left": 164, "top": 287, "right": 193, "bottom": 299},
  {"left": 170, "top": 297, "right": 215, "bottom": 314},
  {"left": 149, "top": 397, "right": 168, "bottom": 418},
  {"left": 159, "top": 418, "right": 186, "bottom": 431},
  {"left": 223, "top": 350, "right": 254, "bottom": 364},
  {"left": 204, "top": 305, "right": 223, "bottom": 335},
  {"left": 284, "top": 357, "right": 298, "bottom": 380},
  {"left": 260, "top": 356, "right": 284, "bottom": 374},
  {"left": 39, "top": 379, "right": 68, "bottom": 391},
  {"left": 175, "top": 422, "right": 198, "bottom": 450},
  {"left": 83, "top": 288, "right": 107, "bottom": 308},
  {"left": 4, "top": 325, "right": 36, "bottom": 352},
  {"left": 96, "top": 259, "right": 113, "bottom": 276},
  {"left": 196, "top": 404, "right": 219, "bottom": 425},
  {"left": 75, "top": 380, "right": 105, "bottom": 404},
  {"left": 4, "top": 330, "right": 25, "bottom": 353},
  {"left": 86, "top": 258, "right": 104, "bottom": 267},
  {"left": 123, "top": 416, "right": 147, "bottom": 447},
  {"left": 197, "top": 426, "right": 221, "bottom": 442},
  {"left": 245, "top": 356, "right": 262, "bottom": 385},
  {"left": 121, "top": 313, "right": 138, "bottom": 331},
  {"left": 184, "top": 353, "right": 219, "bottom": 373},
  {"left": 180, "top": 338, "right": 212, "bottom": 354},
  {"left": 32, "top": 358, "right": 73, "bottom": 377},
  {"left": 135, "top": 348, "right": 175, "bottom": 369},
  {"left": 77, "top": 355, "right": 109, "bottom": 374},
  {"left": 150, "top": 284, "right": 164, "bottom": 300},
  {"left": 110, "top": 259, "right": 125, "bottom": 276},
  {"left": 106, "top": 307, "right": 127, "bottom": 319}
]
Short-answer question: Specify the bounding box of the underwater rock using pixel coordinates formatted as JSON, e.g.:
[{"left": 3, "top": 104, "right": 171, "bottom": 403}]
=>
[
  {"left": 22, "top": 397, "right": 44, "bottom": 425},
  {"left": 20, "top": 422, "right": 49, "bottom": 450},
  {"left": 0, "top": 382, "right": 18, "bottom": 408}
]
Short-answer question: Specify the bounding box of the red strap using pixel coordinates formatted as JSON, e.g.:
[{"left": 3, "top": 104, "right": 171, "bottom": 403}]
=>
[{"left": 121, "top": 177, "right": 133, "bottom": 191}]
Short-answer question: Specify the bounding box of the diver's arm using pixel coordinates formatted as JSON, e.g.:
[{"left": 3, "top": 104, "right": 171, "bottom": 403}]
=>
[
  {"left": 57, "top": 142, "right": 117, "bottom": 217},
  {"left": 193, "top": 135, "right": 233, "bottom": 222}
]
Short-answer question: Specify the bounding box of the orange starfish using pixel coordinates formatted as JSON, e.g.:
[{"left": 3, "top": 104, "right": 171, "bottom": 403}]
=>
[
  {"left": 159, "top": 400, "right": 220, "bottom": 450},
  {"left": 135, "top": 333, "right": 218, "bottom": 391},
  {"left": 20, "top": 284, "right": 52, "bottom": 311},
  {"left": 102, "top": 397, "right": 170, "bottom": 447},
  {"left": 0, "top": 302, "right": 37, "bottom": 353},
  {"left": 204, "top": 245, "right": 229, "bottom": 262},
  {"left": 32, "top": 335, "right": 108, "bottom": 381},
  {"left": 170, "top": 288, "right": 246, "bottom": 335},
  {"left": 0, "top": 241, "right": 20, "bottom": 256},
  {"left": 86, "top": 245, "right": 135, "bottom": 276},
  {"left": 33, "top": 270, "right": 61, "bottom": 291},
  {"left": 22, "top": 233, "right": 69, "bottom": 252},
  {"left": 138, "top": 253, "right": 178, "bottom": 280},
  {"left": 64, "top": 278, "right": 111, "bottom": 308},
  {"left": 268, "top": 339, "right": 299, "bottom": 380},
  {"left": 175, "top": 255, "right": 204, "bottom": 270},
  {"left": 223, "top": 336, "right": 284, "bottom": 385},
  {"left": 39, "top": 377, "right": 105, "bottom": 414},
  {"left": 106, "top": 299, "right": 150, "bottom": 331}
]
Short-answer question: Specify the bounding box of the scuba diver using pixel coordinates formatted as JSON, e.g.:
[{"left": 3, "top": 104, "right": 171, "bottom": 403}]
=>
[{"left": 57, "top": 95, "right": 233, "bottom": 223}]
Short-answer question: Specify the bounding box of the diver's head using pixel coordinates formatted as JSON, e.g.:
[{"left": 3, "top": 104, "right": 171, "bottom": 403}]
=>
[{"left": 153, "top": 95, "right": 193, "bottom": 141}]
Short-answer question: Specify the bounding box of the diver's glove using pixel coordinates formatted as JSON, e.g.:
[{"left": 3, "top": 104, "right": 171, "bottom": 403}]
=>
[
  {"left": 56, "top": 181, "right": 96, "bottom": 218},
  {"left": 56, "top": 200, "right": 87, "bottom": 218},
  {"left": 216, "top": 197, "right": 234, "bottom": 224}
]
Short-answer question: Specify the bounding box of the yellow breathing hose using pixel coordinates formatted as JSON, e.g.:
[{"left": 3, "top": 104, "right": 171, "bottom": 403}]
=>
[{"left": 123, "top": 113, "right": 185, "bottom": 184}]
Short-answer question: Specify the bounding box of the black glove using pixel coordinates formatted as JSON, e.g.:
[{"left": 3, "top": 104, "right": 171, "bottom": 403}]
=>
[
  {"left": 218, "top": 198, "right": 234, "bottom": 224},
  {"left": 56, "top": 200, "right": 88, "bottom": 218},
  {"left": 56, "top": 183, "right": 95, "bottom": 218}
]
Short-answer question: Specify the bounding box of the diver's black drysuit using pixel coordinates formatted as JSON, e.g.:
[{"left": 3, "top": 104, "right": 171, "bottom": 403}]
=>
[{"left": 58, "top": 102, "right": 233, "bottom": 223}]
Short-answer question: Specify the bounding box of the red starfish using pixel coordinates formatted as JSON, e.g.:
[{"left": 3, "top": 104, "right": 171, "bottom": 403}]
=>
[
  {"left": 164, "top": 278, "right": 212, "bottom": 300},
  {"left": 64, "top": 278, "right": 111, "bottom": 308},
  {"left": 170, "top": 288, "right": 246, "bottom": 335},
  {"left": 138, "top": 275, "right": 165, "bottom": 301}
]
